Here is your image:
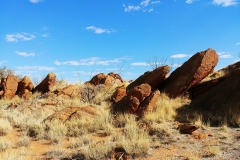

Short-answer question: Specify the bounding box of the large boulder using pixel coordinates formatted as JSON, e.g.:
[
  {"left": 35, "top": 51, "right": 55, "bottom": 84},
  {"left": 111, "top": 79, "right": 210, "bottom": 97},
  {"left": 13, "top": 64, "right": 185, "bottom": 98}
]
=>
[
  {"left": 113, "top": 83, "right": 151, "bottom": 114},
  {"left": 127, "top": 66, "right": 170, "bottom": 91},
  {"left": 189, "top": 61, "right": 240, "bottom": 98},
  {"left": 111, "top": 86, "right": 126, "bottom": 104},
  {"left": 159, "top": 48, "right": 218, "bottom": 98},
  {"left": 18, "top": 89, "right": 32, "bottom": 100},
  {"left": 17, "top": 76, "right": 34, "bottom": 99},
  {"left": 108, "top": 72, "right": 123, "bottom": 82},
  {"left": 44, "top": 106, "right": 99, "bottom": 123},
  {"left": 135, "top": 89, "right": 160, "bottom": 117},
  {"left": 90, "top": 72, "right": 123, "bottom": 86},
  {"left": 127, "top": 83, "right": 151, "bottom": 102},
  {"left": 34, "top": 73, "right": 56, "bottom": 93},
  {"left": 90, "top": 73, "right": 107, "bottom": 85},
  {"left": 0, "top": 75, "right": 18, "bottom": 99},
  {"left": 191, "top": 69, "right": 240, "bottom": 115}
]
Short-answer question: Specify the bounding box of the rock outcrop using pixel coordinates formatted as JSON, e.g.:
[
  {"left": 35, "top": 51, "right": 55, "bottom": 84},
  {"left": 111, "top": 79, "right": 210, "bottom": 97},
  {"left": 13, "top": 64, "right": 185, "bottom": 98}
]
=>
[
  {"left": 135, "top": 89, "right": 160, "bottom": 117},
  {"left": 0, "top": 75, "right": 18, "bottom": 99},
  {"left": 113, "top": 83, "right": 151, "bottom": 114},
  {"left": 127, "top": 66, "right": 170, "bottom": 91},
  {"left": 89, "top": 72, "right": 123, "bottom": 86},
  {"left": 44, "top": 106, "right": 99, "bottom": 123},
  {"left": 191, "top": 68, "right": 240, "bottom": 114},
  {"left": 159, "top": 48, "right": 218, "bottom": 98},
  {"left": 17, "top": 76, "right": 34, "bottom": 99},
  {"left": 34, "top": 73, "right": 56, "bottom": 93},
  {"left": 111, "top": 86, "right": 126, "bottom": 104}
]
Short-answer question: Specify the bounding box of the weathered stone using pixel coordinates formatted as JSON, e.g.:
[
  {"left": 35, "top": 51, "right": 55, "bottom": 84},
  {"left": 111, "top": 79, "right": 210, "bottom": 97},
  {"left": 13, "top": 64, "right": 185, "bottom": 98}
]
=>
[
  {"left": 44, "top": 106, "right": 99, "bottom": 123},
  {"left": 159, "top": 48, "right": 218, "bottom": 98},
  {"left": 127, "top": 83, "right": 151, "bottom": 102},
  {"left": 17, "top": 76, "right": 34, "bottom": 95},
  {"left": 113, "top": 95, "right": 140, "bottom": 114},
  {"left": 191, "top": 68, "right": 240, "bottom": 114},
  {"left": 178, "top": 123, "right": 200, "bottom": 134},
  {"left": 113, "top": 83, "right": 151, "bottom": 114},
  {"left": 108, "top": 72, "right": 123, "bottom": 82},
  {"left": 190, "top": 61, "right": 240, "bottom": 98},
  {"left": 90, "top": 73, "right": 123, "bottom": 86},
  {"left": 34, "top": 73, "right": 56, "bottom": 93},
  {"left": 111, "top": 87, "right": 126, "bottom": 103},
  {"left": 18, "top": 89, "right": 32, "bottom": 100},
  {"left": 127, "top": 66, "right": 170, "bottom": 91},
  {"left": 0, "top": 75, "right": 18, "bottom": 99},
  {"left": 135, "top": 89, "right": 160, "bottom": 117},
  {"left": 90, "top": 73, "right": 107, "bottom": 85},
  {"left": 105, "top": 75, "right": 122, "bottom": 86},
  {"left": 61, "top": 85, "right": 76, "bottom": 97},
  {"left": 189, "top": 79, "right": 220, "bottom": 98}
]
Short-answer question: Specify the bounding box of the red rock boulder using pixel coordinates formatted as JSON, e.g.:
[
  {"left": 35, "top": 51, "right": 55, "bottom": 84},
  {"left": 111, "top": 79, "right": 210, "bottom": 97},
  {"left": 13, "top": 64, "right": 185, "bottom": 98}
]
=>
[
  {"left": 90, "top": 73, "right": 123, "bottom": 86},
  {"left": 17, "top": 76, "right": 34, "bottom": 99},
  {"left": 113, "top": 83, "right": 151, "bottom": 114},
  {"left": 111, "top": 86, "right": 126, "bottom": 104},
  {"left": 34, "top": 73, "right": 56, "bottom": 93},
  {"left": 44, "top": 106, "right": 99, "bottom": 123},
  {"left": 191, "top": 68, "right": 240, "bottom": 115},
  {"left": 135, "top": 89, "right": 160, "bottom": 117},
  {"left": 127, "top": 66, "right": 170, "bottom": 91},
  {"left": 159, "top": 48, "right": 218, "bottom": 98},
  {"left": 0, "top": 75, "right": 18, "bottom": 99}
]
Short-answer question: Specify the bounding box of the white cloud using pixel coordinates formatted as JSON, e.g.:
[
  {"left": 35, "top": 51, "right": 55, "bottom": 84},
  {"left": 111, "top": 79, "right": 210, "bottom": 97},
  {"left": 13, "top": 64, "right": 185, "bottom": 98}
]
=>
[
  {"left": 123, "top": 0, "right": 160, "bottom": 12},
  {"left": 0, "top": 61, "right": 8, "bottom": 65},
  {"left": 217, "top": 52, "right": 225, "bottom": 55},
  {"left": 5, "top": 33, "right": 36, "bottom": 42},
  {"left": 131, "top": 62, "right": 149, "bottom": 66},
  {"left": 29, "top": 0, "right": 42, "bottom": 3},
  {"left": 54, "top": 57, "right": 126, "bottom": 66},
  {"left": 148, "top": 8, "right": 154, "bottom": 12},
  {"left": 41, "top": 34, "right": 49, "bottom": 38},
  {"left": 212, "top": 0, "right": 238, "bottom": 7},
  {"left": 141, "top": 0, "right": 150, "bottom": 6},
  {"left": 86, "top": 26, "right": 115, "bottom": 34},
  {"left": 234, "top": 59, "right": 240, "bottom": 62},
  {"left": 236, "top": 42, "right": 240, "bottom": 45},
  {"left": 151, "top": 1, "right": 161, "bottom": 4},
  {"left": 219, "top": 54, "right": 232, "bottom": 58},
  {"left": 186, "top": 0, "right": 198, "bottom": 4},
  {"left": 16, "top": 66, "right": 56, "bottom": 71},
  {"left": 170, "top": 54, "right": 189, "bottom": 58},
  {"left": 217, "top": 52, "right": 232, "bottom": 58},
  {"left": 15, "top": 51, "right": 35, "bottom": 57},
  {"left": 41, "top": 26, "right": 49, "bottom": 31},
  {"left": 54, "top": 60, "right": 80, "bottom": 66},
  {"left": 123, "top": 4, "right": 141, "bottom": 12}
]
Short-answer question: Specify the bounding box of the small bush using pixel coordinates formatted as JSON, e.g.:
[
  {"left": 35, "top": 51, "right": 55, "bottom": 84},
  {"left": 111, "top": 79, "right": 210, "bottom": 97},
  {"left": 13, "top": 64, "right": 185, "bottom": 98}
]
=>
[
  {"left": 0, "top": 138, "right": 11, "bottom": 152},
  {"left": 0, "top": 118, "right": 13, "bottom": 136},
  {"left": 16, "top": 136, "right": 30, "bottom": 148}
]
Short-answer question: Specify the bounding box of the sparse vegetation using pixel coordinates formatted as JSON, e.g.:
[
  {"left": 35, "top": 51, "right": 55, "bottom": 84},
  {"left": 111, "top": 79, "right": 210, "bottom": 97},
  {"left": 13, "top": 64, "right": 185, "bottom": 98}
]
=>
[{"left": 0, "top": 70, "right": 239, "bottom": 159}]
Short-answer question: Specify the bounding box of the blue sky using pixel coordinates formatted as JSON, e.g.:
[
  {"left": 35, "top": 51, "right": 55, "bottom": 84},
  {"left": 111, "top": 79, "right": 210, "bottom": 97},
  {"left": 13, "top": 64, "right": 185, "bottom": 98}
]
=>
[{"left": 0, "top": 0, "right": 240, "bottom": 83}]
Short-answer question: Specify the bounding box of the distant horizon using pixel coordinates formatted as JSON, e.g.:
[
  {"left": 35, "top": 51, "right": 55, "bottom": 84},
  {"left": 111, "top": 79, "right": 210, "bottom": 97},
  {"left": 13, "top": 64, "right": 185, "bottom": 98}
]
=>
[{"left": 1, "top": 0, "right": 239, "bottom": 83}]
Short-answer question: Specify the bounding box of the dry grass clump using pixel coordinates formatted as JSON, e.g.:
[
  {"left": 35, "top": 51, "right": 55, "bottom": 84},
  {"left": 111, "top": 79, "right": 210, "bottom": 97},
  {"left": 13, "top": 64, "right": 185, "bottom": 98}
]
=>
[
  {"left": 82, "top": 139, "right": 115, "bottom": 159},
  {"left": 0, "top": 118, "right": 12, "bottom": 136},
  {"left": 0, "top": 138, "right": 11, "bottom": 152},
  {"left": 143, "top": 93, "right": 190, "bottom": 123},
  {"left": 45, "top": 147, "right": 66, "bottom": 159},
  {"left": 114, "top": 114, "right": 151, "bottom": 157},
  {"left": 205, "top": 145, "right": 221, "bottom": 157},
  {"left": 15, "top": 136, "right": 30, "bottom": 148},
  {"left": 43, "top": 120, "right": 68, "bottom": 144},
  {"left": 2, "top": 148, "right": 28, "bottom": 160}
]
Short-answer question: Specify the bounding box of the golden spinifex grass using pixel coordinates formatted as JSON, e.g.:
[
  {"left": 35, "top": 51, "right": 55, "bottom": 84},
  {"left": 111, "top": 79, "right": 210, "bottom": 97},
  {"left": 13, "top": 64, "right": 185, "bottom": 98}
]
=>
[{"left": 0, "top": 80, "right": 239, "bottom": 159}]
